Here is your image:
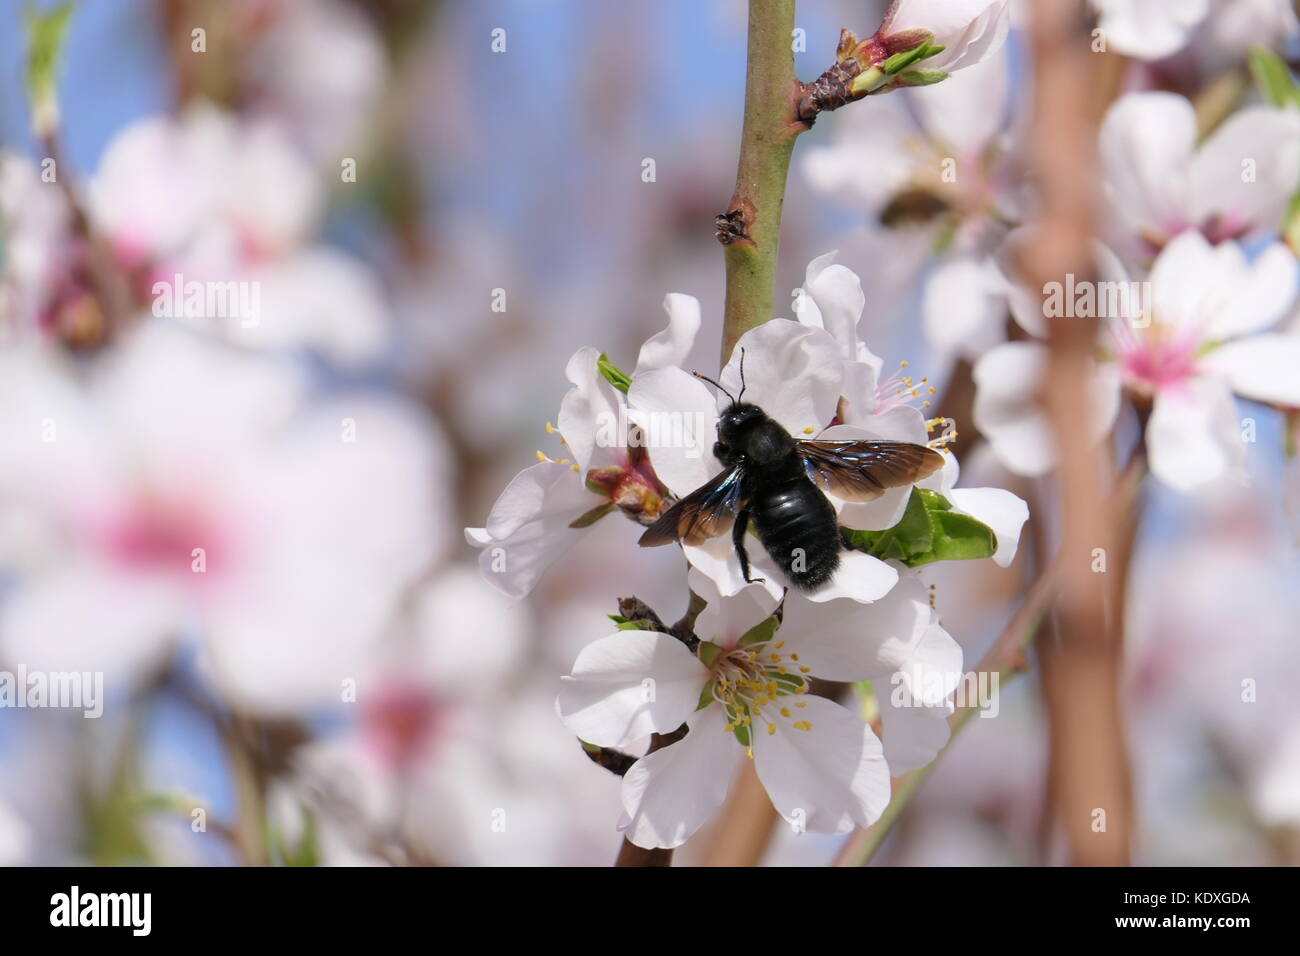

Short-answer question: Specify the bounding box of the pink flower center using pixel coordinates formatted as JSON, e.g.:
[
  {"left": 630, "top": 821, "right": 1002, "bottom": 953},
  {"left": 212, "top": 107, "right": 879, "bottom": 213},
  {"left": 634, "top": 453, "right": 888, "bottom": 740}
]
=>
[
  {"left": 1115, "top": 331, "right": 1201, "bottom": 392},
  {"left": 93, "top": 491, "right": 233, "bottom": 580},
  {"left": 363, "top": 683, "right": 442, "bottom": 769}
]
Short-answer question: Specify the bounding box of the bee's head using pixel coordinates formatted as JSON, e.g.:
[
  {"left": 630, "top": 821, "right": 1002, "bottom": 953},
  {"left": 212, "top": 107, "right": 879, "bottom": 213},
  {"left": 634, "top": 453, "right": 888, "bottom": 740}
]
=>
[
  {"left": 715, "top": 401, "right": 764, "bottom": 441},
  {"left": 693, "top": 347, "right": 755, "bottom": 443}
]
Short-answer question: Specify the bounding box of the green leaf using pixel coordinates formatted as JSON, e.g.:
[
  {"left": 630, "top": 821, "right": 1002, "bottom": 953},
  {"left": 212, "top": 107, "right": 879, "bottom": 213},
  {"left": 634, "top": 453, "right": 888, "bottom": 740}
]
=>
[
  {"left": 697, "top": 640, "right": 722, "bottom": 667},
  {"left": 843, "top": 488, "right": 996, "bottom": 567},
  {"left": 1248, "top": 46, "right": 1300, "bottom": 108},
  {"left": 896, "top": 68, "right": 949, "bottom": 88},
  {"left": 597, "top": 353, "right": 632, "bottom": 394},
  {"left": 24, "top": 1, "right": 75, "bottom": 139},
  {"left": 569, "top": 501, "right": 614, "bottom": 528},
  {"left": 738, "top": 616, "right": 779, "bottom": 648},
  {"left": 882, "top": 40, "right": 939, "bottom": 75},
  {"left": 696, "top": 679, "right": 716, "bottom": 711}
]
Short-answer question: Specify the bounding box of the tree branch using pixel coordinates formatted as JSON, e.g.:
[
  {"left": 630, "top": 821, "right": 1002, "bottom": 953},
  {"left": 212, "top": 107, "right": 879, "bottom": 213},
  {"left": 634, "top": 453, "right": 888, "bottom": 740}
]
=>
[{"left": 719, "top": 0, "right": 802, "bottom": 365}]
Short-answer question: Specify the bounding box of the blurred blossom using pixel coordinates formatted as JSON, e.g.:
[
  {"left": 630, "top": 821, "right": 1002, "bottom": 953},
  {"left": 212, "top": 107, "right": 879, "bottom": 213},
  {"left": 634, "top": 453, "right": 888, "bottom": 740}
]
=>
[
  {"left": 1090, "top": 0, "right": 1210, "bottom": 60},
  {"left": 0, "top": 151, "right": 74, "bottom": 338},
  {"left": 0, "top": 322, "right": 448, "bottom": 712},
  {"left": 243, "top": 0, "right": 387, "bottom": 163},
  {"left": 1099, "top": 92, "right": 1300, "bottom": 264},
  {"left": 803, "top": 47, "right": 1024, "bottom": 364},
  {"left": 977, "top": 232, "right": 1299, "bottom": 487},
  {"left": 86, "top": 104, "right": 388, "bottom": 363}
]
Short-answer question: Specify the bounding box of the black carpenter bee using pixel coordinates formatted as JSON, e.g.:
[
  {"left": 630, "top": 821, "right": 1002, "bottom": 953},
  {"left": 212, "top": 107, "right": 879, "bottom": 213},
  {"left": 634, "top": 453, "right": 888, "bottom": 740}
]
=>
[{"left": 639, "top": 350, "right": 945, "bottom": 591}]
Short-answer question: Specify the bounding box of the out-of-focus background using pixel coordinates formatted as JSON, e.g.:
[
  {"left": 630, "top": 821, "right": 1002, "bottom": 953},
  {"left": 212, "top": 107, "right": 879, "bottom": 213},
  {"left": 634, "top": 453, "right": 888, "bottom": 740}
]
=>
[{"left": 0, "top": 0, "right": 1298, "bottom": 866}]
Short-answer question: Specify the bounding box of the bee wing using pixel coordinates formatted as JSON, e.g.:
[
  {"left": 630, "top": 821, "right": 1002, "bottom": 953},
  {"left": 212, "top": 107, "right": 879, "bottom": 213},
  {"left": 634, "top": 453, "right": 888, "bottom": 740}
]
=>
[
  {"left": 638, "top": 465, "right": 747, "bottom": 547},
  {"left": 797, "top": 439, "right": 945, "bottom": 503}
]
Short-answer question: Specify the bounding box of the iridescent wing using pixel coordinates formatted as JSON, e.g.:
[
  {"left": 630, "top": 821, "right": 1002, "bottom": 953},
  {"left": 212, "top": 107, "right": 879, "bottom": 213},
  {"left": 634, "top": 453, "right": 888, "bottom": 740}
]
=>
[
  {"left": 798, "top": 439, "right": 944, "bottom": 503},
  {"left": 638, "top": 465, "right": 747, "bottom": 547}
]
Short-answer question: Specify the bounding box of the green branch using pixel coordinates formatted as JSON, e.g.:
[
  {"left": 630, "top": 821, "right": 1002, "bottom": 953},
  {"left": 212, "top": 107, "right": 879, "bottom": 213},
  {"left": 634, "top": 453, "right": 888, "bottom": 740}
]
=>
[{"left": 719, "top": 0, "right": 802, "bottom": 365}]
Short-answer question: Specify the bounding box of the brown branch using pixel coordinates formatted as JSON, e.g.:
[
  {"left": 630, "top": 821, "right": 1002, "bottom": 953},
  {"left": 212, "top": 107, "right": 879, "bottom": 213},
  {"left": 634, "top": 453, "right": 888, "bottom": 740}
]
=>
[{"left": 1022, "top": 0, "right": 1135, "bottom": 867}]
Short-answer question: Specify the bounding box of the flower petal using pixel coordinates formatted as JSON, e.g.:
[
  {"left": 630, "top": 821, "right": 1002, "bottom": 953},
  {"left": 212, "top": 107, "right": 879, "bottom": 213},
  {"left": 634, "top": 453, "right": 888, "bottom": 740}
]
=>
[
  {"left": 948, "top": 486, "right": 1028, "bottom": 567},
  {"left": 1201, "top": 334, "right": 1300, "bottom": 409},
  {"left": 619, "top": 705, "right": 740, "bottom": 849},
  {"left": 752, "top": 695, "right": 890, "bottom": 834},
  {"left": 627, "top": 366, "right": 717, "bottom": 496},
  {"left": 1146, "top": 376, "right": 1244, "bottom": 492},
  {"left": 1190, "top": 106, "right": 1300, "bottom": 240},
  {"left": 689, "top": 569, "right": 780, "bottom": 649},
  {"left": 781, "top": 568, "right": 930, "bottom": 680},
  {"left": 558, "top": 346, "right": 626, "bottom": 473},
  {"left": 719, "top": 320, "right": 842, "bottom": 438},
  {"left": 634, "top": 293, "right": 702, "bottom": 376},
  {"left": 469, "top": 461, "right": 602, "bottom": 599},
  {"left": 1100, "top": 92, "right": 1195, "bottom": 244},
  {"left": 557, "top": 630, "right": 709, "bottom": 748}
]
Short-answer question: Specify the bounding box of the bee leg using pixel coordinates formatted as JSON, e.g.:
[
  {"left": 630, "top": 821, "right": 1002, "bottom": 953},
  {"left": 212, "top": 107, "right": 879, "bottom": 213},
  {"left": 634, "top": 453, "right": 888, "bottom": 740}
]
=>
[{"left": 733, "top": 510, "right": 763, "bottom": 585}]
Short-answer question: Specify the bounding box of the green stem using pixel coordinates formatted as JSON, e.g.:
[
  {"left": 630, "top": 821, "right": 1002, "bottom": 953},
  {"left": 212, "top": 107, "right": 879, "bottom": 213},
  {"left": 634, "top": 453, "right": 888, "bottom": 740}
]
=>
[{"left": 720, "top": 0, "right": 802, "bottom": 366}]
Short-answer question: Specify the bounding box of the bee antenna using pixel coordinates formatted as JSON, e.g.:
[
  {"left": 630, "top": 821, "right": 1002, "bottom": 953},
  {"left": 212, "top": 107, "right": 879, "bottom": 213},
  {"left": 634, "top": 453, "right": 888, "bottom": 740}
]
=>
[
  {"left": 692, "top": 371, "right": 736, "bottom": 405},
  {"left": 737, "top": 347, "right": 748, "bottom": 403}
]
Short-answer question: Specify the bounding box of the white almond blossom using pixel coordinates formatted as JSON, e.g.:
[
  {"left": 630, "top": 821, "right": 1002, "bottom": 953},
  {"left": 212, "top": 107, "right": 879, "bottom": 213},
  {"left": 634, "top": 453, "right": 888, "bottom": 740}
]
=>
[
  {"left": 629, "top": 316, "right": 901, "bottom": 604},
  {"left": 466, "top": 294, "right": 700, "bottom": 598},
  {"left": 975, "top": 231, "right": 1300, "bottom": 490},
  {"left": 88, "top": 104, "right": 389, "bottom": 364},
  {"left": 0, "top": 321, "right": 446, "bottom": 712},
  {"left": 1100, "top": 92, "right": 1300, "bottom": 264},
  {"left": 558, "top": 570, "right": 962, "bottom": 848}
]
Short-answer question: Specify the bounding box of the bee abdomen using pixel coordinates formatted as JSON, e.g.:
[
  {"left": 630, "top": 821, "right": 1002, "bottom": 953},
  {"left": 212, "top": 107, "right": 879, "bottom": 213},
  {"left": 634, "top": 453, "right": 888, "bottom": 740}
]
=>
[{"left": 751, "top": 480, "right": 841, "bottom": 592}]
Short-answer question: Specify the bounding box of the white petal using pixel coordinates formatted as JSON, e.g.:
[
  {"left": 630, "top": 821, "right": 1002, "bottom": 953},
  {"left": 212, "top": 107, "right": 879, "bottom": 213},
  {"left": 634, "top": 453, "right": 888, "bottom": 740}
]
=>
[
  {"left": 719, "top": 320, "right": 842, "bottom": 437},
  {"left": 781, "top": 569, "right": 930, "bottom": 680},
  {"left": 876, "top": 691, "right": 953, "bottom": 774},
  {"left": 471, "top": 461, "right": 603, "bottom": 599},
  {"left": 689, "top": 569, "right": 780, "bottom": 648},
  {"left": 889, "top": 622, "right": 965, "bottom": 708},
  {"left": 922, "top": 255, "right": 1008, "bottom": 360},
  {"left": 0, "top": 560, "right": 179, "bottom": 690},
  {"left": 1190, "top": 106, "right": 1300, "bottom": 239},
  {"left": 972, "top": 342, "right": 1058, "bottom": 476},
  {"left": 1208, "top": 243, "right": 1298, "bottom": 340},
  {"left": 1146, "top": 377, "right": 1244, "bottom": 492},
  {"left": 557, "top": 631, "right": 709, "bottom": 748},
  {"left": 1092, "top": 0, "right": 1208, "bottom": 59},
  {"left": 1202, "top": 334, "right": 1300, "bottom": 408},
  {"left": 682, "top": 535, "right": 784, "bottom": 604},
  {"left": 799, "top": 251, "right": 865, "bottom": 360},
  {"left": 558, "top": 346, "right": 626, "bottom": 473},
  {"left": 1100, "top": 92, "right": 1195, "bottom": 242},
  {"left": 807, "top": 550, "right": 899, "bottom": 604},
  {"left": 948, "top": 486, "right": 1029, "bottom": 567},
  {"left": 634, "top": 293, "right": 702, "bottom": 375},
  {"left": 887, "top": 0, "right": 1011, "bottom": 73},
  {"left": 619, "top": 705, "right": 740, "bottom": 849},
  {"left": 752, "top": 695, "right": 890, "bottom": 834},
  {"left": 627, "top": 366, "right": 717, "bottom": 496}
]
